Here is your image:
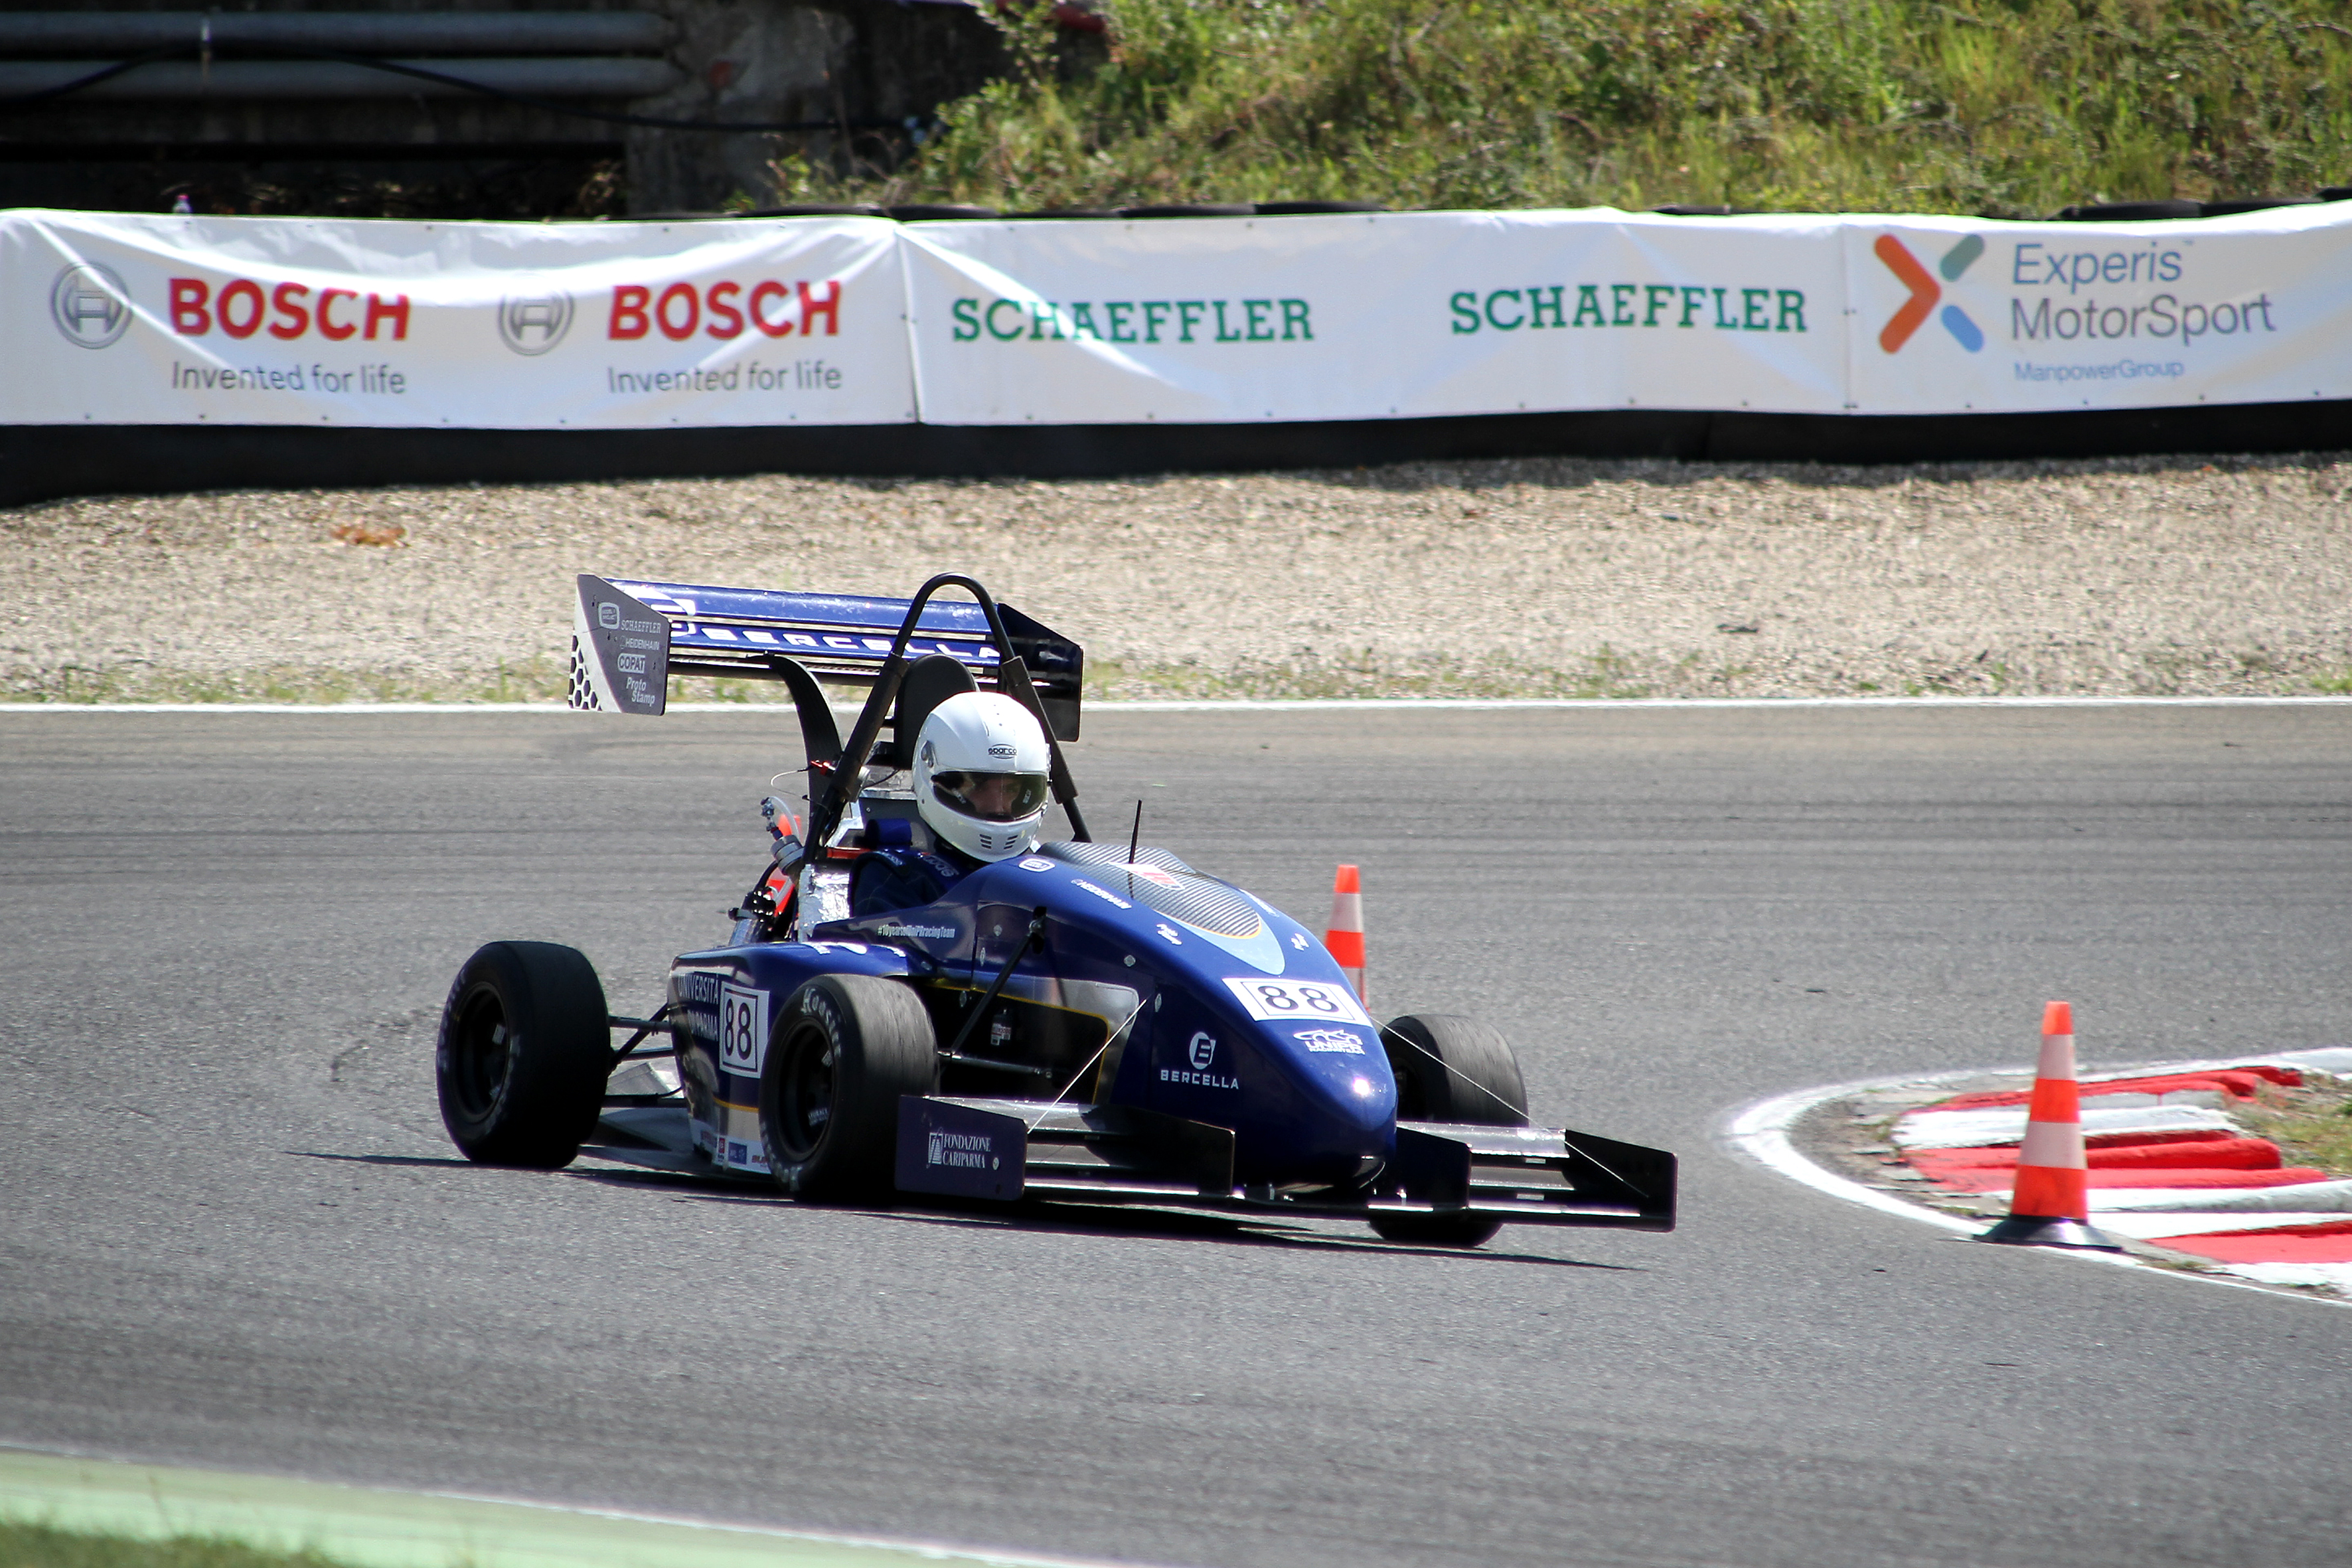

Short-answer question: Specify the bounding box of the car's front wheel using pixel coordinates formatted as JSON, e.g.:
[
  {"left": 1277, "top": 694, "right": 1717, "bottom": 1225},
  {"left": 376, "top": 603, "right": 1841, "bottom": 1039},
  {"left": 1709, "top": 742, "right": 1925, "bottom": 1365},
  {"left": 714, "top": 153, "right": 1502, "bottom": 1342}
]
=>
[
  {"left": 1372, "top": 1013, "right": 1529, "bottom": 1248},
  {"left": 761, "top": 975, "right": 939, "bottom": 1200},
  {"left": 436, "top": 941, "right": 611, "bottom": 1168}
]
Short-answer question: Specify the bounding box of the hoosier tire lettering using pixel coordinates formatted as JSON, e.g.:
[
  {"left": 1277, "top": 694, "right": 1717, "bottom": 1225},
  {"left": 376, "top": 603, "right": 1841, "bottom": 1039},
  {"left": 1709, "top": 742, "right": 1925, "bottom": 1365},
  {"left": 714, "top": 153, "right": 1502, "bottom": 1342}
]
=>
[{"left": 760, "top": 975, "right": 939, "bottom": 1200}]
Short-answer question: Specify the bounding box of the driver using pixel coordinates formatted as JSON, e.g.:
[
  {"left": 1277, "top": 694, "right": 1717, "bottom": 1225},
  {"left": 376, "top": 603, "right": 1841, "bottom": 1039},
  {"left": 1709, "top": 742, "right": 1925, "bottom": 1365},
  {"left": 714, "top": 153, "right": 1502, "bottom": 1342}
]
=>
[{"left": 849, "top": 690, "right": 1053, "bottom": 916}]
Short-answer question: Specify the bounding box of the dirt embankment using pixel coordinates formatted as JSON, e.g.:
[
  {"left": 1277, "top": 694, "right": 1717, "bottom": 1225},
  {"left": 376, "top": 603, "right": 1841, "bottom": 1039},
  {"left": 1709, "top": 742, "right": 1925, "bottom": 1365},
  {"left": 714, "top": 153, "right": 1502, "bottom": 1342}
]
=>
[{"left": 4, "top": 452, "right": 2349, "bottom": 703}]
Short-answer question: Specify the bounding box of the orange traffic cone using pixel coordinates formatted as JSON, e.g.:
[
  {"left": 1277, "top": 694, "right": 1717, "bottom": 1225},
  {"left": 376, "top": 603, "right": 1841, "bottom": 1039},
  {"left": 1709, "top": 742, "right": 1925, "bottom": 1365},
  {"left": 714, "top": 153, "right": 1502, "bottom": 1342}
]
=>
[
  {"left": 1326, "top": 864, "right": 1366, "bottom": 1003},
  {"left": 1977, "top": 1001, "right": 2122, "bottom": 1251}
]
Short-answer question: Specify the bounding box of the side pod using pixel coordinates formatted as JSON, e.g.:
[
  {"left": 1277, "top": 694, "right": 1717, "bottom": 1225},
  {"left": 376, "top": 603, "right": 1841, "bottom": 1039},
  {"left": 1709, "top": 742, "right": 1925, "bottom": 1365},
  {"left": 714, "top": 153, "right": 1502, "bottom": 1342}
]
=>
[{"left": 896, "top": 1096, "right": 1237, "bottom": 1204}]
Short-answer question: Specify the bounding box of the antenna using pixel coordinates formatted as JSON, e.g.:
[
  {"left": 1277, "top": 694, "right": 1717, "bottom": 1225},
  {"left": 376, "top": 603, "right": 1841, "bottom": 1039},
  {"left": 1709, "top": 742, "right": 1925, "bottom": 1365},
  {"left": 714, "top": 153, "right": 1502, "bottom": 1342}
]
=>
[{"left": 1128, "top": 799, "right": 1143, "bottom": 864}]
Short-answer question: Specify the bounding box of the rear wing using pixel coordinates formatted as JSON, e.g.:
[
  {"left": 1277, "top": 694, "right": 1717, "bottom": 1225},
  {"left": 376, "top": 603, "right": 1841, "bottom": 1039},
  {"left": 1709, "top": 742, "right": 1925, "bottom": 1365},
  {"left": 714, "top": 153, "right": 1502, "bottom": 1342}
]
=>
[{"left": 569, "top": 574, "right": 1083, "bottom": 740}]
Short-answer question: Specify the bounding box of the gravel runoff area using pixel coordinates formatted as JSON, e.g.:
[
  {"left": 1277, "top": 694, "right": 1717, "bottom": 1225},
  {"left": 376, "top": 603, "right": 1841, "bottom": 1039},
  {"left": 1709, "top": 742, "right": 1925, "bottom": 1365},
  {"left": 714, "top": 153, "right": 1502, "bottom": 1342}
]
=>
[{"left": 5, "top": 451, "right": 2351, "bottom": 703}]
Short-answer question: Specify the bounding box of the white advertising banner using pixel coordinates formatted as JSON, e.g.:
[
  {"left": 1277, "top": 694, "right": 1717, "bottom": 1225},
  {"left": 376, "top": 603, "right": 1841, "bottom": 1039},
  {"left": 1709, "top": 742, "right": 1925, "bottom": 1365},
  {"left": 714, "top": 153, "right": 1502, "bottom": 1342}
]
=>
[
  {"left": 1845, "top": 207, "right": 2352, "bottom": 414},
  {"left": 6, "top": 204, "right": 2352, "bottom": 429},
  {"left": 3, "top": 210, "right": 914, "bottom": 428},
  {"left": 901, "top": 210, "right": 1850, "bottom": 424}
]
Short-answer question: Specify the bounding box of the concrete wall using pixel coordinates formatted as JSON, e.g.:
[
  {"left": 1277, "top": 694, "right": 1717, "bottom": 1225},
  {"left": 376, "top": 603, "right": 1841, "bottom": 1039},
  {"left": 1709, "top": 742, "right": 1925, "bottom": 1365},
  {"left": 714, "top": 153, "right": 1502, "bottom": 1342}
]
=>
[
  {"left": 624, "top": 0, "right": 1010, "bottom": 214},
  {"left": 0, "top": 0, "right": 1011, "bottom": 217}
]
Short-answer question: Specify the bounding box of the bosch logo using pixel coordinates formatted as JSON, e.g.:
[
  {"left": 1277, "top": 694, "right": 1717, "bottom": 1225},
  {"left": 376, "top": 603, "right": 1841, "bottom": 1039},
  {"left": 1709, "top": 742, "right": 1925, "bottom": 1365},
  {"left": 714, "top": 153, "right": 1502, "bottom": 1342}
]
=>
[
  {"left": 606, "top": 279, "right": 840, "bottom": 341},
  {"left": 1188, "top": 1032, "right": 1216, "bottom": 1069},
  {"left": 50, "top": 264, "right": 132, "bottom": 349},
  {"left": 597, "top": 602, "right": 621, "bottom": 629},
  {"left": 166, "top": 276, "right": 410, "bottom": 341},
  {"left": 499, "top": 291, "right": 575, "bottom": 356}
]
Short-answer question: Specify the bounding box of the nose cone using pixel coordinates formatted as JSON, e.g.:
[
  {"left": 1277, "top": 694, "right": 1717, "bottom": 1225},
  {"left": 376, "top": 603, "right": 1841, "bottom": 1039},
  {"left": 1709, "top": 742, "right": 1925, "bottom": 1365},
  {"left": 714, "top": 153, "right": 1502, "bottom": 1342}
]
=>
[
  {"left": 1320, "top": 1055, "right": 1396, "bottom": 1135},
  {"left": 1249, "top": 1022, "right": 1396, "bottom": 1184}
]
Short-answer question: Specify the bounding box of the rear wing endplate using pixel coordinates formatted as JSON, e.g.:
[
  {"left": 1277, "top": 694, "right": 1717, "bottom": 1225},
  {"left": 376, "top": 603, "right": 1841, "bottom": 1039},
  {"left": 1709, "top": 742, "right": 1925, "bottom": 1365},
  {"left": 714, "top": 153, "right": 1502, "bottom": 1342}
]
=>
[{"left": 569, "top": 574, "right": 1084, "bottom": 740}]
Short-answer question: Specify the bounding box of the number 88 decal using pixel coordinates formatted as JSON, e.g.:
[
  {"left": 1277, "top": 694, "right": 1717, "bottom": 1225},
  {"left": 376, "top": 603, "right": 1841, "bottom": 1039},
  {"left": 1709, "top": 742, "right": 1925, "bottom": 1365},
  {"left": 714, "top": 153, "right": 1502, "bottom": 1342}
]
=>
[
  {"left": 719, "top": 981, "right": 768, "bottom": 1075},
  {"left": 1255, "top": 983, "right": 1342, "bottom": 1014},
  {"left": 1224, "top": 975, "right": 1370, "bottom": 1026}
]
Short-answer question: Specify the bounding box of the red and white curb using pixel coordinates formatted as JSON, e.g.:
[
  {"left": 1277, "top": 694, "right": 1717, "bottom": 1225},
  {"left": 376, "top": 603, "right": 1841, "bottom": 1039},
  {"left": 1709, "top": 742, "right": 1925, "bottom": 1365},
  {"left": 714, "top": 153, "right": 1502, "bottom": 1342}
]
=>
[{"left": 1725, "top": 1048, "right": 2352, "bottom": 1307}]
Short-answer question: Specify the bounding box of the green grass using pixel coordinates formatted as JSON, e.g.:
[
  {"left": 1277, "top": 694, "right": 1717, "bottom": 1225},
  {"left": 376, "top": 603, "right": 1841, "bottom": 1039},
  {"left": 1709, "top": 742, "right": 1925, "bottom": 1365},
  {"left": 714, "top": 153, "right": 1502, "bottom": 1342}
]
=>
[
  {"left": 0, "top": 1521, "right": 349, "bottom": 1568},
  {"left": 2235, "top": 1076, "right": 2352, "bottom": 1178},
  {"left": 809, "top": 0, "right": 2352, "bottom": 216}
]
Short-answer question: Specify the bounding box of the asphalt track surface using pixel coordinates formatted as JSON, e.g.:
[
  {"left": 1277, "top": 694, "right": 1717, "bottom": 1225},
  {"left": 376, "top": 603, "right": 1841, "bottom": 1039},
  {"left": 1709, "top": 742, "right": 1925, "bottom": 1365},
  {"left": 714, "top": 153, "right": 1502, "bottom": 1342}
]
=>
[{"left": 4, "top": 706, "right": 2349, "bottom": 1568}]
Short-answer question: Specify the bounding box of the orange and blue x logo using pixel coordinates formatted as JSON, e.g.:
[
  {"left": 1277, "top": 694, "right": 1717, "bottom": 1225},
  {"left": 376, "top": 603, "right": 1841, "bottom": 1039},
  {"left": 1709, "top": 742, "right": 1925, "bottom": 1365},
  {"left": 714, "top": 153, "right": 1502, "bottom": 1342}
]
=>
[{"left": 1875, "top": 234, "right": 1985, "bottom": 353}]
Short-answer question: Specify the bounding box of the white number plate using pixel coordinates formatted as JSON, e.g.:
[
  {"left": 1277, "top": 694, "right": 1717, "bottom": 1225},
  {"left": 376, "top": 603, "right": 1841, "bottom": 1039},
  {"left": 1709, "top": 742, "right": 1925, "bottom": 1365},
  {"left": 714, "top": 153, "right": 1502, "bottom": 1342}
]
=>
[
  {"left": 718, "top": 981, "right": 768, "bottom": 1077},
  {"left": 1221, "top": 977, "right": 1372, "bottom": 1027}
]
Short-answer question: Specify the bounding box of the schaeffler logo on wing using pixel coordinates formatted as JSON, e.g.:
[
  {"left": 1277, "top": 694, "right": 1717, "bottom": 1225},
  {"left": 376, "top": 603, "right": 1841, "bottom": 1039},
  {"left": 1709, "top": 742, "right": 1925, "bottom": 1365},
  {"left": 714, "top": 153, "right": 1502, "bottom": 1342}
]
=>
[
  {"left": 1875, "top": 234, "right": 1985, "bottom": 353},
  {"left": 50, "top": 264, "right": 133, "bottom": 349},
  {"left": 498, "top": 292, "right": 574, "bottom": 356}
]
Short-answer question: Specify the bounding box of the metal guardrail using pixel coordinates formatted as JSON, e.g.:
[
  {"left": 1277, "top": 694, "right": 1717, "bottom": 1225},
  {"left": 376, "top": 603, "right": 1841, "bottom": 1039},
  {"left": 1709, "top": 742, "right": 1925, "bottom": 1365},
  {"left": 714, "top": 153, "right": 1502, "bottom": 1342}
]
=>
[
  {"left": 0, "top": 57, "right": 680, "bottom": 100},
  {"left": 0, "top": 10, "right": 678, "bottom": 101},
  {"left": 0, "top": 11, "right": 672, "bottom": 55}
]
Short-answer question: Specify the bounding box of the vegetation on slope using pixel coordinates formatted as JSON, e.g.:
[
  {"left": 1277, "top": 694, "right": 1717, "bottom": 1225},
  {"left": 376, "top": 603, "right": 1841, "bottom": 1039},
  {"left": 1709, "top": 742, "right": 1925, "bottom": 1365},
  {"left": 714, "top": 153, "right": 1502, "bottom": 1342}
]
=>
[
  {"left": 808, "top": 0, "right": 2352, "bottom": 216},
  {"left": 0, "top": 1522, "right": 347, "bottom": 1568}
]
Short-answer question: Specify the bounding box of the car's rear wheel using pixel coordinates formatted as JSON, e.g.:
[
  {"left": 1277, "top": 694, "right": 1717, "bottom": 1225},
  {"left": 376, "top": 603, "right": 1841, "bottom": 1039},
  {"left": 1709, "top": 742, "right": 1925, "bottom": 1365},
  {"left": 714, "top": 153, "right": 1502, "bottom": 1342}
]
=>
[
  {"left": 761, "top": 975, "right": 938, "bottom": 1200},
  {"left": 1372, "top": 1013, "right": 1529, "bottom": 1248},
  {"left": 437, "top": 941, "right": 611, "bottom": 1168}
]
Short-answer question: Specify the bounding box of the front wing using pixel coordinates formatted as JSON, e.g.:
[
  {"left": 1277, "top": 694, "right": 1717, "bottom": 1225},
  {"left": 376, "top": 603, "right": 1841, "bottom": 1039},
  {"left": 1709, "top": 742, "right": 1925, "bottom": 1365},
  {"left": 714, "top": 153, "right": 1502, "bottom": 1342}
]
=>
[{"left": 896, "top": 1096, "right": 1676, "bottom": 1231}]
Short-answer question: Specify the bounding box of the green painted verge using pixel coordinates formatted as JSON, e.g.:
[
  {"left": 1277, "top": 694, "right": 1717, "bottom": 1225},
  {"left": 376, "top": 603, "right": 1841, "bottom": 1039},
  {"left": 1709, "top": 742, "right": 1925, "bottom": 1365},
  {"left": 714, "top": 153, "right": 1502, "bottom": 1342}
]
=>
[{"left": 0, "top": 1450, "right": 1099, "bottom": 1568}]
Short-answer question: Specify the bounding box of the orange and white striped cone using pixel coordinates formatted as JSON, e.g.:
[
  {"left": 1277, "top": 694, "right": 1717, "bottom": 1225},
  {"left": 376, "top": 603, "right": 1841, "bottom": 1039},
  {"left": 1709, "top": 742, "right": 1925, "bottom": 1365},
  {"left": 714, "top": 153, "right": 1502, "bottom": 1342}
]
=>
[
  {"left": 1977, "top": 1001, "right": 2122, "bottom": 1251},
  {"left": 1326, "top": 864, "right": 1366, "bottom": 1004}
]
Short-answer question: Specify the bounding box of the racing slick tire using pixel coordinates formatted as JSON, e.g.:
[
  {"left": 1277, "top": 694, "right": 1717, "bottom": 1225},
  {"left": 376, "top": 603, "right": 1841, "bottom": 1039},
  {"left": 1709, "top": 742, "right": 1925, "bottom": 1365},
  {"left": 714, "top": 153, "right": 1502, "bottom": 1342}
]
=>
[
  {"left": 761, "top": 975, "right": 939, "bottom": 1201},
  {"left": 1372, "top": 1013, "right": 1530, "bottom": 1249},
  {"left": 437, "top": 941, "right": 612, "bottom": 1168}
]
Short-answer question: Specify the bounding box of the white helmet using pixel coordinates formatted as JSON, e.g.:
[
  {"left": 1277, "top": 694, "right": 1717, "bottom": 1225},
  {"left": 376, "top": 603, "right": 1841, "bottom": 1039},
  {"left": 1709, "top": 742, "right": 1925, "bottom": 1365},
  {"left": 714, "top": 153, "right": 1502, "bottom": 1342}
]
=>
[{"left": 913, "top": 690, "right": 1052, "bottom": 861}]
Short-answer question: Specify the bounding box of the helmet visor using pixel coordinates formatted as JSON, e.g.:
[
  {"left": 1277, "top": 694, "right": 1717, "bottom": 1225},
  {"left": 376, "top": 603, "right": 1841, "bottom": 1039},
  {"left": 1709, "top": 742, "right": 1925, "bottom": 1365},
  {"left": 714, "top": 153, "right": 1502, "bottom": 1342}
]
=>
[{"left": 931, "top": 770, "right": 1050, "bottom": 823}]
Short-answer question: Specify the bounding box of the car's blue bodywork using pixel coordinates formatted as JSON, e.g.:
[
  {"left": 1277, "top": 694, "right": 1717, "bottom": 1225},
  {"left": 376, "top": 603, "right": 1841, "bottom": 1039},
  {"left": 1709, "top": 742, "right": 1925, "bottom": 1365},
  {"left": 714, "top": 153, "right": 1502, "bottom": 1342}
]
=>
[{"left": 668, "top": 843, "right": 1395, "bottom": 1190}]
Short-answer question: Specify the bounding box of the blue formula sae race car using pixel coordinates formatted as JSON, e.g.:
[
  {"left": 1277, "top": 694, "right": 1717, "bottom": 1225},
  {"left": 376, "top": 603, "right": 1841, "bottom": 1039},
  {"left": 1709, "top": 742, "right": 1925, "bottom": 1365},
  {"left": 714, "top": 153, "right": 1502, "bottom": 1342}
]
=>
[{"left": 435, "top": 574, "right": 1674, "bottom": 1247}]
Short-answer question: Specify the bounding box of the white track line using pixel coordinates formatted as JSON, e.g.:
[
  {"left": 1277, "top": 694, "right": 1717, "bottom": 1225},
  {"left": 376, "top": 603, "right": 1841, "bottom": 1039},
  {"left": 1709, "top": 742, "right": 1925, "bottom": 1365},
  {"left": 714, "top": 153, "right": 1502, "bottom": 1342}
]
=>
[
  {"left": 1723, "top": 1073, "right": 1981, "bottom": 1239},
  {"left": 1086, "top": 696, "right": 2352, "bottom": 711},
  {"left": 7, "top": 696, "right": 2352, "bottom": 716},
  {"left": 1719, "top": 1068, "right": 2352, "bottom": 1311},
  {"left": 0, "top": 702, "right": 574, "bottom": 714}
]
